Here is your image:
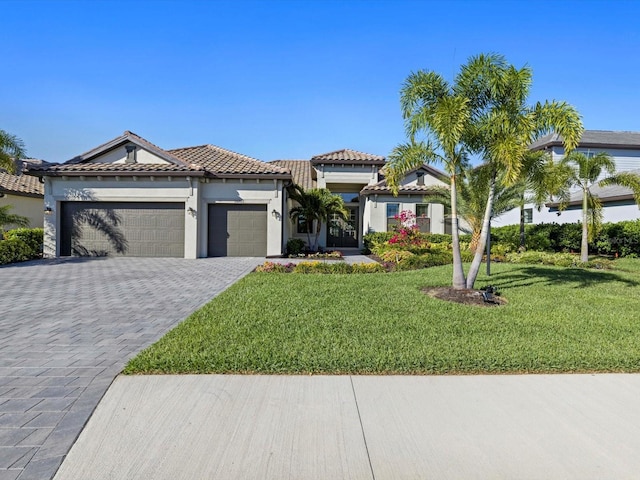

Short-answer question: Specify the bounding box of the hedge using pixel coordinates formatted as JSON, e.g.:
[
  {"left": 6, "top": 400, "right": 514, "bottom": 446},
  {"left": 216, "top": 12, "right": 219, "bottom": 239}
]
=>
[{"left": 0, "top": 228, "right": 44, "bottom": 265}]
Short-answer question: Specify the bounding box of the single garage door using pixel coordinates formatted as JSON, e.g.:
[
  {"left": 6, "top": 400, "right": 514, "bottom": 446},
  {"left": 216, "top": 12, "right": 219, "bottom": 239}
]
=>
[
  {"left": 60, "top": 202, "right": 185, "bottom": 257},
  {"left": 208, "top": 204, "right": 267, "bottom": 257}
]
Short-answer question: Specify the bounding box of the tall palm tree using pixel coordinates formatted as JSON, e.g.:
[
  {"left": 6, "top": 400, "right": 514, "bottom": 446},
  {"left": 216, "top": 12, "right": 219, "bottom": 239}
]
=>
[
  {"left": 0, "top": 205, "right": 30, "bottom": 232},
  {"left": 386, "top": 69, "right": 473, "bottom": 289},
  {"left": 558, "top": 151, "right": 640, "bottom": 262},
  {"left": 457, "top": 55, "right": 583, "bottom": 288},
  {"left": 0, "top": 130, "right": 26, "bottom": 173},
  {"left": 287, "top": 184, "right": 348, "bottom": 251}
]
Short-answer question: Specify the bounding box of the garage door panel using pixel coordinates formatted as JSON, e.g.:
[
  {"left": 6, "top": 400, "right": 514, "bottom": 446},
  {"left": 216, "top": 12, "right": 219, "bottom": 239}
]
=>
[
  {"left": 208, "top": 204, "right": 267, "bottom": 257},
  {"left": 61, "top": 202, "right": 185, "bottom": 257}
]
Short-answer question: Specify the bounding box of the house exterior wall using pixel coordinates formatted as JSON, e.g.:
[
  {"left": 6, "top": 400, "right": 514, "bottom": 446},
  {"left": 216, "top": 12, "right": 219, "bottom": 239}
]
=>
[
  {"left": 198, "top": 179, "right": 284, "bottom": 257},
  {"left": 364, "top": 196, "right": 446, "bottom": 234},
  {"left": 0, "top": 194, "right": 43, "bottom": 229},
  {"left": 497, "top": 144, "right": 640, "bottom": 228},
  {"left": 315, "top": 164, "right": 379, "bottom": 188}
]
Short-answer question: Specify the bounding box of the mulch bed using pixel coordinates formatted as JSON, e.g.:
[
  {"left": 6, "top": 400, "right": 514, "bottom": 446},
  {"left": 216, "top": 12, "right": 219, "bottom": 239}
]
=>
[{"left": 422, "top": 286, "right": 507, "bottom": 307}]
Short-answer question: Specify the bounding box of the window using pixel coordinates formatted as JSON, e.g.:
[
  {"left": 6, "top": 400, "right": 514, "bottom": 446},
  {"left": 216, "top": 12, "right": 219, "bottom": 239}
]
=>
[
  {"left": 523, "top": 208, "right": 533, "bottom": 224},
  {"left": 416, "top": 171, "right": 425, "bottom": 186},
  {"left": 386, "top": 203, "right": 400, "bottom": 231},
  {"left": 416, "top": 204, "right": 429, "bottom": 218},
  {"left": 416, "top": 204, "right": 430, "bottom": 233},
  {"left": 297, "top": 216, "right": 309, "bottom": 233}
]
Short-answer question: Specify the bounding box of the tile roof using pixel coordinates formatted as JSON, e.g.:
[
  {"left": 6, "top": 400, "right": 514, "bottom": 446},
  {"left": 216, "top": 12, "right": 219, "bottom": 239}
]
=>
[
  {"left": 169, "top": 145, "right": 290, "bottom": 177},
  {"left": 361, "top": 183, "right": 443, "bottom": 195},
  {"left": 28, "top": 162, "right": 202, "bottom": 175},
  {"left": 270, "top": 160, "right": 314, "bottom": 189},
  {"left": 311, "top": 149, "right": 386, "bottom": 165},
  {"left": 0, "top": 171, "right": 44, "bottom": 197},
  {"left": 26, "top": 132, "right": 291, "bottom": 179},
  {"left": 530, "top": 130, "right": 640, "bottom": 151},
  {"left": 362, "top": 164, "right": 449, "bottom": 195}
]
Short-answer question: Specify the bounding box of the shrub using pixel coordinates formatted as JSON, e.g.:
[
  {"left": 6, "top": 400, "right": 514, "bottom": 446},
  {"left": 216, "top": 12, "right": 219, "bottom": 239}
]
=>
[
  {"left": 0, "top": 237, "right": 31, "bottom": 265},
  {"left": 362, "top": 232, "right": 394, "bottom": 254},
  {"left": 3, "top": 228, "right": 44, "bottom": 254},
  {"left": 0, "top": 228, "right": 44, "bottom": 265},
  {"left": 286, "top": 238, "right": 306, "bottom": 256},
  {"left": 350, "top": 262, "right": 385, "bottom": 273},
  {"left": 379, "top": 249, "right": 415, "bottom": 264},
  {"left": 255, "top": 262, "right": 295, "bottom": 273}
]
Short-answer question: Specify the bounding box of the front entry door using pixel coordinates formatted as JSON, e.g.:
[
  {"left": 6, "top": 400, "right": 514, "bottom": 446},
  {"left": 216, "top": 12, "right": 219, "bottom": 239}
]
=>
[{"left": 327, "top": 206, "right": 358, "bottom": 248}]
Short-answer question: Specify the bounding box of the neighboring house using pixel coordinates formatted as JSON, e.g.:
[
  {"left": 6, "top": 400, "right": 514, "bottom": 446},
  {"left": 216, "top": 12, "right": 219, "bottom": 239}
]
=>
[
  {"left": 25, "top": 132, "right": 450, "bottom": 258},
  {"left": 0, "top": 160, "right": 45, "bottom": 229},
  {"left": 494, "top": 130, "right": 640, "bottom": 227},
  {"left": 272, "top": 151, "right": 449, "bottom": 251},
  {"left": 26, "top": 131, "right": 290, "bottom": 258}
]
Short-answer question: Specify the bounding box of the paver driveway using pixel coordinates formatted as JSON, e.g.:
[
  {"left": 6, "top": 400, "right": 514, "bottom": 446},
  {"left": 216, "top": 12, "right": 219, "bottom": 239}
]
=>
[{"left": 0, "top": 256, "right": 262, "bottom": 480}]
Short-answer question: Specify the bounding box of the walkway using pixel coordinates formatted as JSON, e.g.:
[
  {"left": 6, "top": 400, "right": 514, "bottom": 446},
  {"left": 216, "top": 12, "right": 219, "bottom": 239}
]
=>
[
  {"left": 54, "top": 374, "right": 640, "bottom": 479},
  {"left": 0, "top": 257, "right": 262, "bottom": 480}
]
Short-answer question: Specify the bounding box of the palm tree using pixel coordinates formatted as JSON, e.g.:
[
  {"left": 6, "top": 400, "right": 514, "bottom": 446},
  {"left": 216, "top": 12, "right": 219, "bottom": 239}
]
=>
[
  {"left": 515, "top": 150, "right": 570, "bottom": 251},
  {"left": 287, "top": 184, "right": 348, "bottom": 251},
  {"left": 422, "top": 165, "right": 521, "bottom": 252},
  {"left": 558, "top": 151, "right": 640, "bottom": 262},
  {"left": 0, "top": 205, "right": 30, "bottom": 233},
  {"left": 0, "top": 130, "right": 26, "bottom": 173},
  {"left": 457, "top": 55, "right": 583, "bottom": 288},
  {"left": 386, "top": 68, "right": 473, "bottom": 289}
]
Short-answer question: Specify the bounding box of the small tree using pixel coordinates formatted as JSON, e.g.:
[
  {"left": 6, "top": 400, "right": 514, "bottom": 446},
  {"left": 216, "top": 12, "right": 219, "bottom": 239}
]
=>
[
  {"left": 0, "top": 205, "right": 30, "bottom": 233},
  {"left": 0, "top": 130, "right": 26, "bottom": 173},
  {"left": 287, "top": 184, "right": 348, "bottom": 251},
  {"left": 558, "top": 151, "right": 640, "bottom": 262}
]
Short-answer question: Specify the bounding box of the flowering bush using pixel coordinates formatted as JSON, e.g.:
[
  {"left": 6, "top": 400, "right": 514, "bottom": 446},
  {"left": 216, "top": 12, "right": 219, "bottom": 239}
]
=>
[
  {"left": 389, "top": 210, "right": 425, "bottom": 248},
  {"left": 255, "top": 261, "right": 295, "bottom": 273}
]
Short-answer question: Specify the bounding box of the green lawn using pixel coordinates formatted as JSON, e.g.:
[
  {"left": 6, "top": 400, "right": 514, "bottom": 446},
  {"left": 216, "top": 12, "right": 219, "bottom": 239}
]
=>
[{"left": 125, "top": 260, "right": 640, "bottom": 375}]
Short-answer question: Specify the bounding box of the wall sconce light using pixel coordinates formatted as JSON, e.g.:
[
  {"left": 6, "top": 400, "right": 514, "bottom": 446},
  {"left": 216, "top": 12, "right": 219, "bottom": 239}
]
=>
[
  {"left": 188, "top": 207, "right": 197, "bottom": 217},
  {"left": 44, "top": 206, "right": 53, "bottom": 215},
  {"left": 271, "top": 209, "right": 281, "bottom": 220}
]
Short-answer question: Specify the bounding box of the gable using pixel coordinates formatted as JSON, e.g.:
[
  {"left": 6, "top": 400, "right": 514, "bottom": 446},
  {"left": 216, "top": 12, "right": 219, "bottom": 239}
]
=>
[{"left": 85, "top": 143, "right": 174, "bottom": 165}]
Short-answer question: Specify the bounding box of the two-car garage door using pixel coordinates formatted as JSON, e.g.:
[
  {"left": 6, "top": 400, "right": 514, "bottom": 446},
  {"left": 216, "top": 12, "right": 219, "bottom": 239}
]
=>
[{"left": 60, "top": 202, "right": 185, "bottom": 257}]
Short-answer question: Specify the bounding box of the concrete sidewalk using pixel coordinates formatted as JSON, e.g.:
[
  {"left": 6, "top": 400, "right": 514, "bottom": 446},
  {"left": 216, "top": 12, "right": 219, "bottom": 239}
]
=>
[{"left": 54, "top": 374, "right": 640, "bottom": 480}]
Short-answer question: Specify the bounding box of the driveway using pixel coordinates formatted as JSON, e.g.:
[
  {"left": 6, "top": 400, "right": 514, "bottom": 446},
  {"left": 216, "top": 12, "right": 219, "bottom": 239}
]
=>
[{"left": 0, "top": 257, "right": 262, "bottom": 480}]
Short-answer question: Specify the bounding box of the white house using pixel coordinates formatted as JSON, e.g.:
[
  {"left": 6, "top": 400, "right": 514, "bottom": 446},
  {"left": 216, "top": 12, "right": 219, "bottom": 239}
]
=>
[
  {"left": 27, "top": 131, "right": 450, "bottom": 258},
  {"left": 494, "top": 130, "right": 640, "bottom": 227}
]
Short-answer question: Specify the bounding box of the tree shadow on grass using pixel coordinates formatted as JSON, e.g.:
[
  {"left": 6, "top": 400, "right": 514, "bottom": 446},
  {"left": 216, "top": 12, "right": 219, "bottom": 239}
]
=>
[{"left": 488, "top": 265, "right": 639, "bottom": 290}]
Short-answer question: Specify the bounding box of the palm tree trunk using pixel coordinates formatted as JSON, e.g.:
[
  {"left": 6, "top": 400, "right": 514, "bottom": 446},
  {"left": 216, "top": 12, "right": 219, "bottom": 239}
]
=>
[
  {"left": 519, "top": 199, "right": 526, "bottom": 251},
  {"left": 581, "top": 188, "right": 589, "bottom": 262},
  {"left": 450, "top": 175, "right": 466, "bottom": 289},
  {"left": 466, "top": 169, "right": 496, "bottom": 289}
]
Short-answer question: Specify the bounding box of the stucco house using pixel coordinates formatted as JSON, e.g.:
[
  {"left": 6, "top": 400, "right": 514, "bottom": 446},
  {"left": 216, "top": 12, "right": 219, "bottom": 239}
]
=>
[
  {"left": 272, "top": 155, "right": 449, "bottom": 250},
  {"left": 0, "top": 161, "right": 45, "bottom": 229},
  {"left": 26, "top": 131, "right": 449, "bottom": 258},
  {"left": 495, "top": 130, "right": 640, "bottom": 227}
]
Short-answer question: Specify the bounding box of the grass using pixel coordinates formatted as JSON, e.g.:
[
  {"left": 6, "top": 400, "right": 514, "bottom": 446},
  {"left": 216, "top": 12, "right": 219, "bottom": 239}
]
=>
[{"left": 124, "top": 260, "right": 640, "bottom": 375}]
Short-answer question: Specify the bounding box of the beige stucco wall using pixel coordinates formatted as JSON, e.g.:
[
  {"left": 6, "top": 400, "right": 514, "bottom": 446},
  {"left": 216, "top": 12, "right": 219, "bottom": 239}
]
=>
[{"left": 0, "top": 194, "right": 44, "bottom": 229}]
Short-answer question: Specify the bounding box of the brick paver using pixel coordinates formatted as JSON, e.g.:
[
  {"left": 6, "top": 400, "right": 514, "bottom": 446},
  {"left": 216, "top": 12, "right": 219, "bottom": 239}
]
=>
[{"left": 0, "top": 257, "right": 261, "bottom": 480}]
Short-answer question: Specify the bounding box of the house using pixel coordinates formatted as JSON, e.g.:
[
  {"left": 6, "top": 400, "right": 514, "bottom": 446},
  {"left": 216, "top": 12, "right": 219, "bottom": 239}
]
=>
[
  {"left": 273, "top": 150, "right": 449, "bottom": 251},
  {"left": 494, "top": 130, "right": 640, "bottom": 227},
  {"left": 0, "top": 160, "right": 45, "bottom": 229},
  {"left": 27, "top": 131, "right": 290, "bottom": 258},
  {"left": 26, "top": 132, "right": 449, "bottom": 258}
]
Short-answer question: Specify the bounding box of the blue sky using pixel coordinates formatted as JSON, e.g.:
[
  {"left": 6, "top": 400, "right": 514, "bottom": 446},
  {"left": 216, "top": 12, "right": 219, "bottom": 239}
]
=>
[{"left": 3, "top": 0, "right": 640, "bottom": 165}]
